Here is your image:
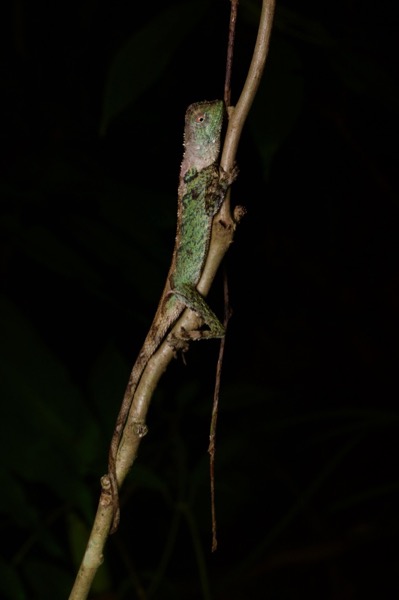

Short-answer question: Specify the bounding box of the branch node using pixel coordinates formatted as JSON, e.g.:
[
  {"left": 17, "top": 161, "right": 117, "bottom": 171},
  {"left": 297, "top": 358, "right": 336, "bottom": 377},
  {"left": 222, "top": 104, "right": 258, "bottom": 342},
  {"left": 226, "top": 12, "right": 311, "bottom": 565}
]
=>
[{"left": 133, "top": 420, "right": 148, "bottom": 438}]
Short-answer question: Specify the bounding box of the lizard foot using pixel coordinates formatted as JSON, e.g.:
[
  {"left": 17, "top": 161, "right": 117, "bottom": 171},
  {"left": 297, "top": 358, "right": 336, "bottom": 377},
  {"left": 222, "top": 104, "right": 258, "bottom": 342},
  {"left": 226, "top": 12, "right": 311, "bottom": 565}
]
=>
[{"left": 167, "top": 330, "right": 190, "bottom": 355}]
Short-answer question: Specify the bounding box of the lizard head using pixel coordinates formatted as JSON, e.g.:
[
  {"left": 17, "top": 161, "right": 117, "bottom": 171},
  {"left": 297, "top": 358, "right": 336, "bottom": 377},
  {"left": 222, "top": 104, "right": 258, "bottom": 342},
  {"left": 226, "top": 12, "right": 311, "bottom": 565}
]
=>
[{"left": 182, "top": 100, "right": 224, "bottom": 172}]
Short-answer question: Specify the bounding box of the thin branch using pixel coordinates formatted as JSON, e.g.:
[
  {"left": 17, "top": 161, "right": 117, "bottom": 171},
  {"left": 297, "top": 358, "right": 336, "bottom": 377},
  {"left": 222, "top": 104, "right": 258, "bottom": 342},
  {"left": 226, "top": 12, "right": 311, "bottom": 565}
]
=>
[
  {"left": 221, "top": 0, "right": 275, "bottom": 173},
  {"left": 224, "top": 0, "right": 239, "bottom": 107},
  {"left": 208, "top": 271, "right": 233, "bottom": 552},
  {"left": 208, "top": 0, "right": 240, "bottom": 554}
]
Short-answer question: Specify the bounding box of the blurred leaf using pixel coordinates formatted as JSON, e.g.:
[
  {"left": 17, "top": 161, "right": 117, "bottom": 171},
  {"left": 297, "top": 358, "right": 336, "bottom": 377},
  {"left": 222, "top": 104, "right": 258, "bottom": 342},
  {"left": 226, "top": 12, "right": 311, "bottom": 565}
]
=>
[
  {"left": 327, "top": 480, "right": 399, "bottom": 514},
  {"left": 100, "top": 1, "right": 210, "bottom": 134},
  {"left": 273, "top": 4, "right": 335, "bottom": 46},
  {"left": 70, "top": 185, "right": 173, "bottom": 302},
  {"left": 0, "top": 294, "right": 99, "bottom": 515},
  {"left": 129, "top": 464, "right": 171, "bottom": 498},
  {"left": 0, "top": 468, "right": 39, "bottom": 528},
  {"left": 4, "top": 217, "right": 103, "bottom": 288},
  {"left": 330, "top": 50, "right": 399, "bottom": 111},
  {"left": 22, "top": 559, "right": 71, "bottom": 600},
  {"left": 87, "top": 342, "right": 129, "bottom": 427},
  {"left": 0, "top": 559, "right": 26, "bottom": 600}
]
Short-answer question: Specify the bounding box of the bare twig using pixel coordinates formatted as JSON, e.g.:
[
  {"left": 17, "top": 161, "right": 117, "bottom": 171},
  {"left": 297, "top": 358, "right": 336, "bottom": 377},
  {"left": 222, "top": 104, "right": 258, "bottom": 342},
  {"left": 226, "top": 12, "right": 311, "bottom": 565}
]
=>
[
  {"left": 221, "top": 0, "right": 275, "bottom": 174},
  {"left": 224, "top": 0, "right": 239, "bottom": 107},
  {"left": 210, "top": 0, "right": 275, "bottom": 552},
  {"left": 208, "top": 271, "right": 233, "bottom": 552},
  {"left": 208, "top": 0, "right": 240, "bottom": 554}
]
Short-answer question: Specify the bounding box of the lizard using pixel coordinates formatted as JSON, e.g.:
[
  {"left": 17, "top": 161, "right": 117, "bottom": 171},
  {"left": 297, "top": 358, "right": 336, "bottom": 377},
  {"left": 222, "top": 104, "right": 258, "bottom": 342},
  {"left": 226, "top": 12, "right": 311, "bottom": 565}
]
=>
[{"left": 107, "top": 99, "right": 238, "bottom": 532}]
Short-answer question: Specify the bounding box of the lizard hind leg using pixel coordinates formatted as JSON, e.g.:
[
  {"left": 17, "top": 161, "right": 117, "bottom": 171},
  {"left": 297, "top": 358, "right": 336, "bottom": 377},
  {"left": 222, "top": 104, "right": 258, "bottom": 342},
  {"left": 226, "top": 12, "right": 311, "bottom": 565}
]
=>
[{"left": 171, "top": 283, "right": 225, "bottom": 342}]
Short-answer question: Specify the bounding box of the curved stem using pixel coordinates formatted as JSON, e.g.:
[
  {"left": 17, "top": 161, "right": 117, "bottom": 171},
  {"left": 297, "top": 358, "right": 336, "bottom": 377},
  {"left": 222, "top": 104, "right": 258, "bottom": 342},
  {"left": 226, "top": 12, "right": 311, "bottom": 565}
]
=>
[{"left": 221, "top": 0, "right": 276, "bottom": 173}]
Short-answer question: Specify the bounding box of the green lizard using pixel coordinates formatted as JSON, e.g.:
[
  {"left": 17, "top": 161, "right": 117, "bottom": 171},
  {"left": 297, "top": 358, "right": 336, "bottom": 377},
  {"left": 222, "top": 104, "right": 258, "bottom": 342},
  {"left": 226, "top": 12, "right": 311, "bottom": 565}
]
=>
[{"left": 108, "top": 100, "right": 237, "bottom": 532}]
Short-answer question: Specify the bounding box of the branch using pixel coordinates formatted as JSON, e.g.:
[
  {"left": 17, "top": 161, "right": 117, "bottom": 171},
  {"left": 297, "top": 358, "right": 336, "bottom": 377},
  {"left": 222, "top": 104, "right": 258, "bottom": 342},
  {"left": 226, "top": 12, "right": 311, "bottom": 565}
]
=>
[{"left": 68, "top": 2, "right": 275, "bottom": 598}]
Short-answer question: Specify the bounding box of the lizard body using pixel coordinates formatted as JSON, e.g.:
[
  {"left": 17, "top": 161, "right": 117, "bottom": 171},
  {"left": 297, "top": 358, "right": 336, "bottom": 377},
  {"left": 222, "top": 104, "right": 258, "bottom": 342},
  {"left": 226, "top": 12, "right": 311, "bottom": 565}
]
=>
[{"left": 108, "top": 100, "right": 237, "bottom": 531}]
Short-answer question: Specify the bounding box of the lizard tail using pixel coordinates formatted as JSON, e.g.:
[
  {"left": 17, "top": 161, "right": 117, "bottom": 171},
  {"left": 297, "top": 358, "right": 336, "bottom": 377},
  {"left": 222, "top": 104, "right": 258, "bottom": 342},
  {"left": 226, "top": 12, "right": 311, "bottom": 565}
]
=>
[{"left": 107, "top": 348, "right": 153, "bottom": 533}]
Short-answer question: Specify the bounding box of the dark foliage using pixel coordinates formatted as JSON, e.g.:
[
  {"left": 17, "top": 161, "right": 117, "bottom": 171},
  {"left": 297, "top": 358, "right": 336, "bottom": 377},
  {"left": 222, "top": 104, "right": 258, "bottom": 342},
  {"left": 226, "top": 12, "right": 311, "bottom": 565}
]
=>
[{"left": 1, "top": 0, "right": 398, "bottom": 598}]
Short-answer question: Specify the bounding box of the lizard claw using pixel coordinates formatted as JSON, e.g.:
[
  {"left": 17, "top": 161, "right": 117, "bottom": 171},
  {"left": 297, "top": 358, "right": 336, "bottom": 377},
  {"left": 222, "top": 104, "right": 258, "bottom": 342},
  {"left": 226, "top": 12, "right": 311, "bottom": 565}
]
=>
[{"left": 167, "top": 329, "right": 190, "bottom": 355}]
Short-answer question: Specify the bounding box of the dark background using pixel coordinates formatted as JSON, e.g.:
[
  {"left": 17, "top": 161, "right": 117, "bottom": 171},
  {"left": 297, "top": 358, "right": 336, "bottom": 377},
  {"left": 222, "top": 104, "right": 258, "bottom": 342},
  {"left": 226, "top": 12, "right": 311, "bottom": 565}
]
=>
[{"left": 1, "top": 0, "right": 399, "bottom": 598}]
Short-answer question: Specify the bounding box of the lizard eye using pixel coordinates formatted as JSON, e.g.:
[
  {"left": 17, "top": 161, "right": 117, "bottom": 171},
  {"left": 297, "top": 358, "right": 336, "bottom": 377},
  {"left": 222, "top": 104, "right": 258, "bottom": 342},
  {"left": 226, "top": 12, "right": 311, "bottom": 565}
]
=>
[{"left": 195, "top": 113, "right": 206, "bottom": 124}]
